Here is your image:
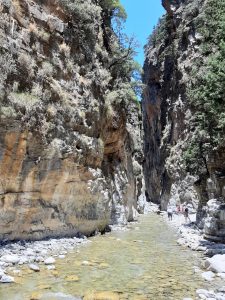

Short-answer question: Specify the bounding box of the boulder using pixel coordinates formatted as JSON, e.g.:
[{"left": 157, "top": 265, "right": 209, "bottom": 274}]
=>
[
  {"left": 207, "top": 255, "right": 225, "bottom": 273},
  {"left": 1, "top": 255, "right": 20, "bottom": 264}
]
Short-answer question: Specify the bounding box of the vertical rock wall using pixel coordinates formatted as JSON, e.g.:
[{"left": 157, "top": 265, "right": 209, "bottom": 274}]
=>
[
  {"left": 143, "top": 0, "right": 225, "bottom": 241},
  {"left": 0, "top": 0, "right": 144, "bottom": 240},
  {"left": 143, "top": 0, "right": 204, "bottom": 209}
]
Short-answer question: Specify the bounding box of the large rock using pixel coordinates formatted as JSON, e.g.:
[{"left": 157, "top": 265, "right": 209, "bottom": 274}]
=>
[
  {"left": 1, "top": 255, "right": 19, "bottom": 264},
  {"left": 206, "top": 255, "right": 225, "bottom": 273},
  {"left": 203, "top": 200, "right": 225, "bottom": 242}
]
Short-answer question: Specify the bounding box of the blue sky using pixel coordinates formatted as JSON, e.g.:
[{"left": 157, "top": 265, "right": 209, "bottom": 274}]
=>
[{"left": 120, "top": 0, "right": 165, "bottom": 66}]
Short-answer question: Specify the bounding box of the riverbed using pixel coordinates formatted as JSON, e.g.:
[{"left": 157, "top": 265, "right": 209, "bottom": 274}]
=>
[{"left": 0, "top": 214, "right": 213, "bottom": 299}]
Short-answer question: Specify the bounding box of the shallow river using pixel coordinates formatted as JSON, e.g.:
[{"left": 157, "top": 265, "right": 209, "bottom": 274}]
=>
[{"left": 0, "top": 214, "right": 211, "bottom": 300}]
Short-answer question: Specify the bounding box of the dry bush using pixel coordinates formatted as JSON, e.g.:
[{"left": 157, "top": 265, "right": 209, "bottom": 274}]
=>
[
  {"left": 59, "top": 42, "right": 70, "bottom": 57},
  {"left": 18, "top": 53, "right": 35, "bottom": 77},
  {"left": 29, "top": 22, "right": 38, "bottom": 35},
  {"left": 12, "top": 0, "right": 22, "bottom": 17},
  {"left": 38, "top": 29, "right": 50, "bottom": 42}
]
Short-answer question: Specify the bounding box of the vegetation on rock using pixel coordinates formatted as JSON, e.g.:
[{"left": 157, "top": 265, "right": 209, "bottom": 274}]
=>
[{"left": 184, "top": 0, "right": 225, "bottom": 173}]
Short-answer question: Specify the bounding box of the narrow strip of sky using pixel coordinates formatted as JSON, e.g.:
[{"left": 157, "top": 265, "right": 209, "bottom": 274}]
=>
[{"left": 120, "top": 0, "right": 165, "bottom": 66}]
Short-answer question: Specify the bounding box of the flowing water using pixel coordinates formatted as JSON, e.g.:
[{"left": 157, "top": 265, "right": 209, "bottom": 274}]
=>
[{"left": 0, "top": 214, "right": 211, "bottom": 300}]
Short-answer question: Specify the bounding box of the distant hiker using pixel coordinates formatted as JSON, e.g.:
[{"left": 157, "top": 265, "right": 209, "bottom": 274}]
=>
[
  {"left": 167, "top": 207, "right": 173, "bottom": 220},
  {"left": 176, "top": 205, "right": 181, "bottom": 214},
  {"left": 157, "top": 204, "right": 161, "bottom": 215},
  {"left": 184, "top": 207, "right": 191, "bottom": 223}
]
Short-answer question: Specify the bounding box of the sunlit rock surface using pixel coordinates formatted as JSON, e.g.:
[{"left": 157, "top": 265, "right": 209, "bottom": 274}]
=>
[{"left": 0, "top": 0, "right": 144, "bottom": 240}]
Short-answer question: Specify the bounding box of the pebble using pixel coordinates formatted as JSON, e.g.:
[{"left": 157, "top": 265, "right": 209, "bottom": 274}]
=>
[
  {"left": 1, "top": 255, "right": 20, "bottom": 264},
  {"left": 35, "top": 256, "right": 44, "bottom": 263},
  {"left": 47, "top": 265, "right": 55, "bottom": 270},
  {"left": 44, "top": 257, "right": 56, "bottom": 265},
  {"left": 0, "top": 274, "right": 14, "bottom": 283},
  {"left": 201, "top": 271, "right": 215, "bottom": 281},
  {"left": 29, "top": 264, "right": 40, "bottom": 272},
  {"left": 0, "top": 236, "right": 87, "bottom": 276}
]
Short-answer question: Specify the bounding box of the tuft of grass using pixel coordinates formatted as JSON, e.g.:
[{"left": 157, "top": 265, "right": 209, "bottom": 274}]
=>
[{"left": 9, "top": 92, "right": 39, "bottom": 109}]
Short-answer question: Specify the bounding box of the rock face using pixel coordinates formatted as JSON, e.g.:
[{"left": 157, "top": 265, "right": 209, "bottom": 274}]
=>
[
  {"left": 0, "top": 0, "right": 144, "bottom": 240},
  {"left": 143, "top": 0, "right": 204, "bottom": 209},
  {"left": 143, "top": 0, "right": 225, "bottom": 240}
]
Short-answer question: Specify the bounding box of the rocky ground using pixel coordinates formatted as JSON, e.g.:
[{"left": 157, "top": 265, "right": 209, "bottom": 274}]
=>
[
  {"left": 0, "top": 236, "right": 89, "bottom": 283},
  {"left": 162, "top": 211, "right": 225, "bottom": 300},
  {"left": 1, "top": 207, "right": 225, "bottom": 300}
]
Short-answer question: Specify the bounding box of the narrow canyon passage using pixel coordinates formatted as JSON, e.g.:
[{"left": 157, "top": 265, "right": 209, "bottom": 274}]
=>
[{"left": 0, "top": 215, "right": 213, "bottom": 300}]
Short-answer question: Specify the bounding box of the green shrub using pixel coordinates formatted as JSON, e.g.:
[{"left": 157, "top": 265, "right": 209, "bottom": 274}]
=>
[
  {"left": 0, "top": 106, "right": 17, "bottom": 119},
  {"left": 184, "top": 0, "right": 225, "bottom": 173},
  {"left": 0, "top": 51, "right": 16, "bottom": 99},
  {"left": 100, "top": 0, "right": 127, "bottom": 20},
  {"left": 146, "top": 15, "right": 168, "bottom": 48}
]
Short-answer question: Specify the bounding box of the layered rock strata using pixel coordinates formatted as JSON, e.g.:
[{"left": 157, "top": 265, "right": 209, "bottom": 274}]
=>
[{"left": 0, "top": 0, "right": 143, "bottom": 240}]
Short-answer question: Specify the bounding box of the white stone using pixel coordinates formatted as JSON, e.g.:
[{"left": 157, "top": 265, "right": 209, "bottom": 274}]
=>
[
  {"left": 217, "top": 273, "right": 225, "bottom": 279},
  {"left": 58, "top": 255, "right": 65, "bottom": 259},
  {"left": 193, "top": 266, "right": 201, "bottom": 273},
  {"left": 18, "top": 256, "right": 29, "bottom": 265},
  {"left": 207, "top": 255, "right": 225, "bottom": 273},
  {"left": 44, "top": 257, "right": 56, "bottom": 265},
  {"left": 196, "top": 289, "right": 212, "bottom": 297},
  {"left": 47, "top": 265, "right": 55, "bottom": 270},
  {"left": 29, "top": 264, "right": 40, "bottom": 272},
  {"left": 201, "top": 271, "right": 215, "bottom": 281},
  {"left": 0, "top": 274, "right": 14, "bottom": 283},
  {"left": 216, "top": 294, "right": 225, "bottom": 300},
  {"left": 81, "top": 261, "right": 89, "bottom": 266},
  {"left": 1, "top": 255, "right": 20, "bottom": 264},
  {"left": 35, "top": 256, "right": 44, "bottom": 262},
  {"left": 25, "top": 248, "right": 35, "bottom": 256}
]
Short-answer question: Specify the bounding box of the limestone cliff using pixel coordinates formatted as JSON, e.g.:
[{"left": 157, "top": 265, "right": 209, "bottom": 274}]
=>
[
  {"left": 0, "top": 0, "right": 143, "bottom": 240},
  {"left": 143, "top": 0, "right": 203, "bottom": 208},
  {"left": 143, "top": 0, "right": 225, "bottom": 240}
]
